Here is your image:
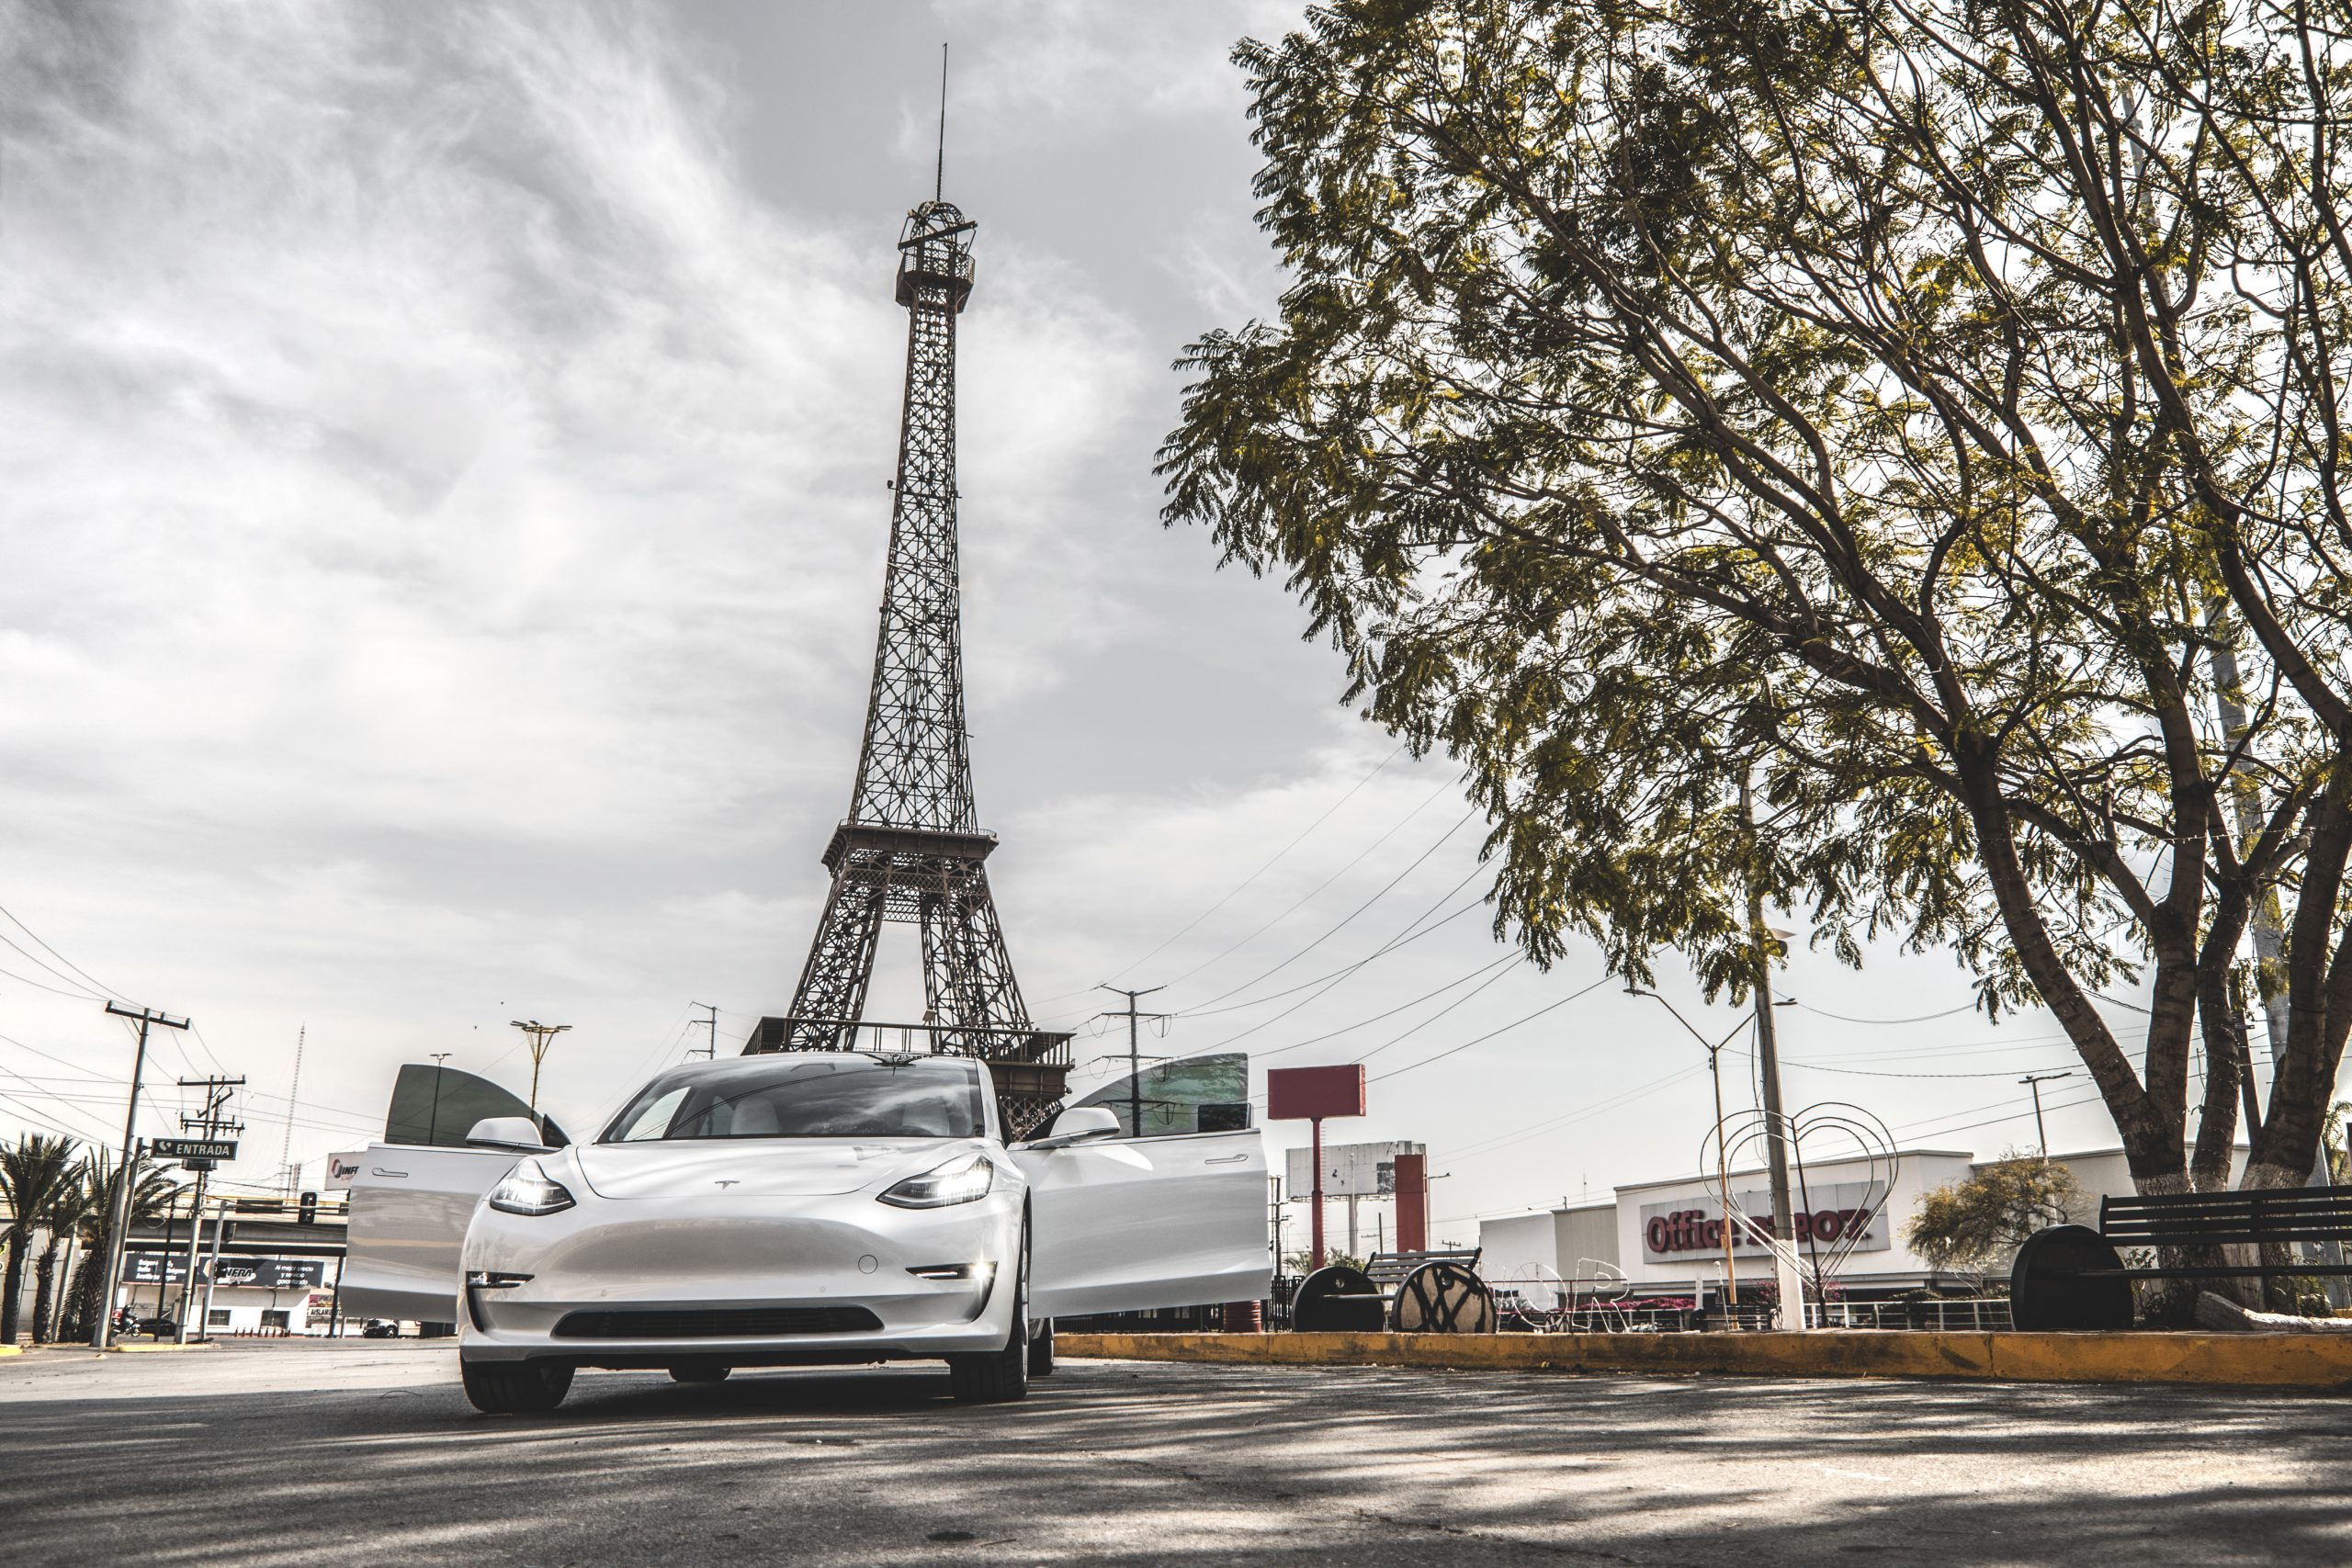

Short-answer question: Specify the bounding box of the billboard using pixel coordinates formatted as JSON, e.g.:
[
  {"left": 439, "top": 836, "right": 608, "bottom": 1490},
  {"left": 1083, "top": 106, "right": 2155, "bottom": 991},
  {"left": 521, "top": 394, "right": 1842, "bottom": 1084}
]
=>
[
  {"left": 1266, "top": 1064, "right": 1365, "bottom": 1121},
  {"left": 123, "top": 1254, "right": 326, "bottom": 1290},
  {"left": 1284, "top": 1140, "right": 1425, "bottom": 1200}
]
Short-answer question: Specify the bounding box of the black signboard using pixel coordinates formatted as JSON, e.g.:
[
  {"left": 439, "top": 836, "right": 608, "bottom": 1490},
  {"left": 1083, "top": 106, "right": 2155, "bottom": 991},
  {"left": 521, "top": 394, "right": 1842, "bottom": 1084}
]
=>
[
  {"left": 123, "top": 1254, "right": 324, "bottom": 1290},
  {"left": 150, "top": 1137, "right": 238, "bottom": 1162}
]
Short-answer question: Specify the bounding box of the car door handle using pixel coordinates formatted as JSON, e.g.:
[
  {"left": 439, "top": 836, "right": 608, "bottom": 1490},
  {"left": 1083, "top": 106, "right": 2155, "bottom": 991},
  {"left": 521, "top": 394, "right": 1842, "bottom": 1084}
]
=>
[
  {"left": 369, "top": 1168, "right": 410, "bottom": 1179},
  {"left": 1204, "top": 1154, "right": 1250, "bottom": 1166}
]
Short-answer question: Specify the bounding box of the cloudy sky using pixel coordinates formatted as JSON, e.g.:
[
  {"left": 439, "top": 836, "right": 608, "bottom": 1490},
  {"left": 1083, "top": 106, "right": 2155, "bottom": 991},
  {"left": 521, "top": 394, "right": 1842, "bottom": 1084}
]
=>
[{"left": 0, "top": 0, "right": 2146, "bottom": 1241}]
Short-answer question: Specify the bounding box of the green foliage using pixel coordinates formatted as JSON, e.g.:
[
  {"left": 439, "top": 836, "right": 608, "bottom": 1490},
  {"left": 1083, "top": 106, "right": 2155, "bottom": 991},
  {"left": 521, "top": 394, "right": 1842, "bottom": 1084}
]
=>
[
  {"left": 1, "top": 1134, "right": 82, "bottom": 1340},
  {"left": 1904, "top": 1156, "right": 2081, "bottom": 1271},
  {"left": 1162, "top": 0, "right": 2352, "bottom": 1188},
  {"left": 1284, "top": 1249, "right": 1369, "bottom": 1275}
]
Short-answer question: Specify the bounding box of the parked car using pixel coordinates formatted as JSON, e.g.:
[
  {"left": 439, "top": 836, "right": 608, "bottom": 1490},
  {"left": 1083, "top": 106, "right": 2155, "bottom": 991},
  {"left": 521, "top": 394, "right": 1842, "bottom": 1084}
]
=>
[
  {"left": 360, "top": 1319, "right": 400, "bottom": 1338},
  {"left": 134, "top": 1315, "right": 178, "bottom": 1337},
  {"left": 342, "top": 1053, "right": 1267, "bottom": 1414}
]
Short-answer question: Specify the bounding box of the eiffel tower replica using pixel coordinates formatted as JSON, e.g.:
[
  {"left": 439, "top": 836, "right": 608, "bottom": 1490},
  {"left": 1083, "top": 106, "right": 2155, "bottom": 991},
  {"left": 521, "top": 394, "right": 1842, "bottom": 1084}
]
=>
[{"left": 743, "top": 187, "right": 1071, "bottom": 1139}]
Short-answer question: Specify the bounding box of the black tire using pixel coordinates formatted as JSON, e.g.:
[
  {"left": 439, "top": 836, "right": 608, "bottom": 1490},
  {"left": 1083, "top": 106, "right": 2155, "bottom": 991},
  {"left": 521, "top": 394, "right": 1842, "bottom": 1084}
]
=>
[
  {"left": 668, "top": 1359, "right": 731, "bottom": 1383},
  {"left": 948, "top": 1224, "right": 1030, "bottom": 1404},
  {"left": 1026, "top": 1318, "right": 1055, "bottom": 1378},
  {"left": 460, "top": 1357, "right": 573, "bottom": 1415}
]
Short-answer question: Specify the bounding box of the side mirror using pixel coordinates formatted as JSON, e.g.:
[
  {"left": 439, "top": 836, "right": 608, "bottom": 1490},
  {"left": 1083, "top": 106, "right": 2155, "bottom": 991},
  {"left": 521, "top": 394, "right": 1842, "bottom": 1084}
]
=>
[
  {"left": 1016, "top": 1105, "right": 1123, "bottom": 1151},
  {"left": 464, "top": 1116, "right": 552, "bottom": 1153}
]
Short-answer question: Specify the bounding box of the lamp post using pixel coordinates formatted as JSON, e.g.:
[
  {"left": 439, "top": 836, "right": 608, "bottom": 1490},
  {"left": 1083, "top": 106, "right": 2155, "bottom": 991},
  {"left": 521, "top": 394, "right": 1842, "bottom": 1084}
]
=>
[
  {"left": 2019, "top": 1070, "right": 2075, "bottom": 1155},
  {"left": 1627, "top": 988, "right": 1752, "bottom": 1314}
]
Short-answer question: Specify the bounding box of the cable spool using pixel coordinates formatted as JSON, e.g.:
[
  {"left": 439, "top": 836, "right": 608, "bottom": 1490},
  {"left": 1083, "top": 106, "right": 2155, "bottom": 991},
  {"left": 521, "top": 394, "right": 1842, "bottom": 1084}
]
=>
[
  {"left": 1388, "top": 1259, "right": 1496, "bottom": 1333},
  {"left": 1290, "top": 1265, "right": 1385, "bottom": 1332}
]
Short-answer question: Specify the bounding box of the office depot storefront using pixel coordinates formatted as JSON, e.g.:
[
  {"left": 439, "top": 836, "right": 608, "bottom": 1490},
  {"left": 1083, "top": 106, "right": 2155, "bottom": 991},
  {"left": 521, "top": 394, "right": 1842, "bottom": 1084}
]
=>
[{"left": 1612, "top": 1148, "right": 1977, "bottom": 1299}]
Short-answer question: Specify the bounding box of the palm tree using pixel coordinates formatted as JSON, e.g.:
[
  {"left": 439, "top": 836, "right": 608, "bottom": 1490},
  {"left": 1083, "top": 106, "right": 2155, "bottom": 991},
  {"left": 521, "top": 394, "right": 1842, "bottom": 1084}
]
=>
[
  {"left": 0, "top": 1134, "right": 80, "bottom": 1343},
  {"left": 28, "top": 1160, "right": 91, "bottom": 1344},
  {"left": 58, "top": 1151, "right": 181, "bottom": 1342}
]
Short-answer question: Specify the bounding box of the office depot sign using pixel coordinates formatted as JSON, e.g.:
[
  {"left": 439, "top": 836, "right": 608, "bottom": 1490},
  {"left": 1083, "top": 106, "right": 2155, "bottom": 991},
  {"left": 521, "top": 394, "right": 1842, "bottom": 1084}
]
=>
[{"left": 1638, "top": 1181, "right": 1889, "bottom": 1261}]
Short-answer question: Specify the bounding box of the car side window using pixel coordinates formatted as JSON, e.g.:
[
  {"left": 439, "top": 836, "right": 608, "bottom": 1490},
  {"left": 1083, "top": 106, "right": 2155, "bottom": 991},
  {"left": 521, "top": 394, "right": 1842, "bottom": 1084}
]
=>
[{"left": 613, "top": 1086, "right": 688, "bottom": 1141}]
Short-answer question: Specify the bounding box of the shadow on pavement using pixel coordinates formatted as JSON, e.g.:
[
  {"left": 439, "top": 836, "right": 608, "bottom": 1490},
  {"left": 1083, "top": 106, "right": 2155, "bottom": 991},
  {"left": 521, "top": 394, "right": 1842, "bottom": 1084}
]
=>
[{"left": 3, "top": 1348, "right": 2346, "bottom": 1566}]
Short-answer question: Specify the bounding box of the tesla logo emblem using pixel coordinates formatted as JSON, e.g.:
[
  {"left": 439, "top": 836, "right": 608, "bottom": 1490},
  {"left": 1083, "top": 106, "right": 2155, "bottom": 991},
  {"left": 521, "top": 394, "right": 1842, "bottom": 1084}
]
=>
[{"left": 714, "top": 1179, "right": 739, "bottom": 1190}]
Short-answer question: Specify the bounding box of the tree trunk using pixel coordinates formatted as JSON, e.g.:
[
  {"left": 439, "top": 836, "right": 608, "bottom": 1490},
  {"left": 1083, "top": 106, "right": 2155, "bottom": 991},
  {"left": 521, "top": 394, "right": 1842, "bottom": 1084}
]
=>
[
  {"left": 0, "top": 1229, "right": 25, "bottom": 1342},
  {"left": 62, "top": 1237, "right": 105, "bottom": 1344},
  {"left": 30, "top": 1235, "right": 62, "bottom": 1344}
]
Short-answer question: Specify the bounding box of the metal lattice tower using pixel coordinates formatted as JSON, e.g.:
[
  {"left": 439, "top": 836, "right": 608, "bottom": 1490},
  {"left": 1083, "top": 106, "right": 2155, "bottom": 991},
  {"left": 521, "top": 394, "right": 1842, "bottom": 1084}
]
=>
[{"left": 750, "top": 197, "right": 1069, "bottom": 1137}]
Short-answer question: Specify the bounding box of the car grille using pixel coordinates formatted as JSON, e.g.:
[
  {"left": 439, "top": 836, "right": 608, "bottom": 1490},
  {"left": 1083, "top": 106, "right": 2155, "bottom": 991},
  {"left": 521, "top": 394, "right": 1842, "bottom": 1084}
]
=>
[{"left": 551, "top": 1306, "right": 884, "bottom": 1339}]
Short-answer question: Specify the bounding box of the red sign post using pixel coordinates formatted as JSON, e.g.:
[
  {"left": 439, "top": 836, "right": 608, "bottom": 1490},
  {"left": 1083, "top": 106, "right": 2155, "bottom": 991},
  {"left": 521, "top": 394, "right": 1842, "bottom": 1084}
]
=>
[{"left": 1266, "top": 1065, "right": 1366, "bottom": 1269}]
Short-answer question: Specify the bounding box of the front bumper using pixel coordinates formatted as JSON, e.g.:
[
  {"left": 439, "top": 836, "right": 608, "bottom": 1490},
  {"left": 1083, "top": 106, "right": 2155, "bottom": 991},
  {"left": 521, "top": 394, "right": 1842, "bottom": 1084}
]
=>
[{"left": 457, "top": 1187, "right": 1018, "bottom": 1367}]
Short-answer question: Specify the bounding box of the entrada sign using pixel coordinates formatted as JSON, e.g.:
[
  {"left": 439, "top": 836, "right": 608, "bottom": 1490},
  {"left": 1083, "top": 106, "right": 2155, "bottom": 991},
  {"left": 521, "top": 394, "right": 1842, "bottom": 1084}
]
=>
[{"left": 151, "top": 1137, "right": 238, "bottom": 1162}]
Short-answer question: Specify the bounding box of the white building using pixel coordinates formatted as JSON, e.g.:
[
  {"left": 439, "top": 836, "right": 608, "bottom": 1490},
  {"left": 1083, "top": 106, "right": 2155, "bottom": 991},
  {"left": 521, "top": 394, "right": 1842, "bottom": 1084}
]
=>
[{"left": 1477, "top": 1144, "right": 2215, "bottom": 1303}]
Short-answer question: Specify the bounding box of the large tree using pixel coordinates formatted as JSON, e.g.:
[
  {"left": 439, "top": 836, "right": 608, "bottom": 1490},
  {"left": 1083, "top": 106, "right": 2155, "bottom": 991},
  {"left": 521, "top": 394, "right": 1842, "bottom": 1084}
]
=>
[{"left": 1161, "top": 0, "right": 2352, "bottom": 1205}]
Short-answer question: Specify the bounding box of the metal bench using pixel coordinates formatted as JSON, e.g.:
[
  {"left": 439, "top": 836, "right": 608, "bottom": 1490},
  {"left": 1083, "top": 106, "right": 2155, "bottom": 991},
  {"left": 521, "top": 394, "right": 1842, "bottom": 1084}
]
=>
[
  {"left": 1291, "top": 1247, "right": 1494, "bottom": 1333},
  {"left": 2011, "top": 1187, "right": 2352, "bottom": 1330}
]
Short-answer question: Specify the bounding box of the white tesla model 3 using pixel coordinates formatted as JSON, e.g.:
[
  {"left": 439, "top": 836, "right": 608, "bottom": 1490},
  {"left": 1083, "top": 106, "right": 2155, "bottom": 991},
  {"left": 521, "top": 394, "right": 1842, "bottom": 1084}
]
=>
[{"left": 343, "top": 1053, "right": 1267, "bottom": 1414}]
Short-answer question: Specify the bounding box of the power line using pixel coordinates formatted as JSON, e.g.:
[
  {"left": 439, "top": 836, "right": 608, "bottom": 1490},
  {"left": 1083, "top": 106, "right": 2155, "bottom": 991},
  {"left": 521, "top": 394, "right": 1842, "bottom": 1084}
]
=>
[
  {"left": 0, "top": 929, "right": 108, "bottom": 997},
  {"left": 1178, "top": 807, "right": 1477, "bottom": 1015},
  {"left": 1171, "top": 874, "right": 1488, "bottom": 1020},
  {"left": 0, "top": 962, "right": 107, "bottom": 1001},
  {"left": 1082, "top": 742, "right": 1408, "bottom": 996},
  {"left": 1367, "top": 975, "right": 1615, "bottom": 1084},
  {"left": 1157, "top": 779, "right": 1461, "bottom": 996},
  {"left": 1250, "top": 953, "right": 1521, "bottom": 1064},
  {"left": 1791, "top": 999, "right": 1978, "bottom": 1026},
  {"left": 0, "top": 902, "right": 132, "bottom": 1003}
]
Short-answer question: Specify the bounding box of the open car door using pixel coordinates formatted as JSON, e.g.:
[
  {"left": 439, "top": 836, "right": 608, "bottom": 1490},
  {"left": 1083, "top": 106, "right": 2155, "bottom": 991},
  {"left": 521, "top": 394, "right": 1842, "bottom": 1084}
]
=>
[
  {"left": 340, "top": 1064, "right": 568, "bottom": 1326},
  {"left": 1016, "top": 1128, "right": 1270, "bottom": 1319},
  {"left": 341, "top": 1145, "right": 525, "bottom": 1325}
]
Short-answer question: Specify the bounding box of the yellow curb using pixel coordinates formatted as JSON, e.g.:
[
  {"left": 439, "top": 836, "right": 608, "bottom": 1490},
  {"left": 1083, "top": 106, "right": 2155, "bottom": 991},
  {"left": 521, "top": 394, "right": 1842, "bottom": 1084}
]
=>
[
  {"left": 107, "top": 1341, "right": 218, "bottom": 1353},
  {"left": 1056, "top": 1330, "right": 2352, "bottom": 1391},
  {"left": 0, "top": 1344, "right": 20, "bottom": 1357}
]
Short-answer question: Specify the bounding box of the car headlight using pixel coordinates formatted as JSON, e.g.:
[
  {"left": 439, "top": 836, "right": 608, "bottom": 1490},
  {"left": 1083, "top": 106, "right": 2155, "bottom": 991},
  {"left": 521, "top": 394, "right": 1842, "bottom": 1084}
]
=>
[
  {"left": 877, "top": 1152, "right": 994, "bottom": 1209},
  {"left": 486, "top": 1156, "right": 576, "bottom": 1216}
]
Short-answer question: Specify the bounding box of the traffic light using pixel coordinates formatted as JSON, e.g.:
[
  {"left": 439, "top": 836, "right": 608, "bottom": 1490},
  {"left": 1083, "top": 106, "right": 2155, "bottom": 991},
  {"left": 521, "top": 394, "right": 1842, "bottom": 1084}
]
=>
[{"left": 298, "top": 1190, "right": 318, "bottom": 1225}]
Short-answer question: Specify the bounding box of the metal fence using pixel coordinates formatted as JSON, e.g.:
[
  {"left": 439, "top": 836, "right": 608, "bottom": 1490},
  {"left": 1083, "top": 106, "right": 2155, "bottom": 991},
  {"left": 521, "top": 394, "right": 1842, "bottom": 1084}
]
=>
[{"left": 1805, "top": 1298, "right": 2014, "bottom": 1332}]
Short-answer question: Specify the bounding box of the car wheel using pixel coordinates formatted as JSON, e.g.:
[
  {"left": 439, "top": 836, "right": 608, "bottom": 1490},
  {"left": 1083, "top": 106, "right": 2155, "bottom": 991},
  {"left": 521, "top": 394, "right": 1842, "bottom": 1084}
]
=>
[
  {"left": 1026, "top": 1318, "right": 1054, "bottom": 1378},
  {"left": 947, "top": 1223, "right": 1030, "bottom": 1404},
  {"left": 668, "top": 1359, "right": 732, "bottom": 1383},
  {"left": 460, "top": 1356, "right": 574, "bottom": 1415}
]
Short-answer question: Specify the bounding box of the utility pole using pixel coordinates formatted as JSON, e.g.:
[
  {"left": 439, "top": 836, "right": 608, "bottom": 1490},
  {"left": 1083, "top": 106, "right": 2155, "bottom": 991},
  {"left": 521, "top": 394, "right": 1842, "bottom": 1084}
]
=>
[
  {"left": 689, "top": 1002, "right": 719, "bottom": 1060},
  {"left": 508, "top": 1020, "right": 571, "bottom": 1116},
  {"left": 2021, "top": 1070, "right": 2075, "bottom": 1156},
  {"left": 173, "top": 1075, "right": 243, "bottom": 1343},
  {"left": 1095, "top": 986, "right": 1168, "bottom": 1137},
  {"left": 94, "top": 1001, "right": 190, "bottom": 1350},
  {"left": 1740, "top": 780, "right": 1807, "bottom": 1332}
]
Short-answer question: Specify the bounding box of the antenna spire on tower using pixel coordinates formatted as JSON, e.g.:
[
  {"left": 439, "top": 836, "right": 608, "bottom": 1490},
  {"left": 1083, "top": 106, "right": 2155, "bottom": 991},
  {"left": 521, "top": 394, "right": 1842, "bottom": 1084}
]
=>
[{"left": 935, "top": 42, "right": 948, "bottom": 202}]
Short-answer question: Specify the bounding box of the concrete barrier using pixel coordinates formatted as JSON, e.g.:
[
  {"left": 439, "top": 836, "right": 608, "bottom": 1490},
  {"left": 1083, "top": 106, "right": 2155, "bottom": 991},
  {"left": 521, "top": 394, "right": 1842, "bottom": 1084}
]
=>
[{"left": 1056, "top": 1330, "right": 2352, "bottom": 1391}]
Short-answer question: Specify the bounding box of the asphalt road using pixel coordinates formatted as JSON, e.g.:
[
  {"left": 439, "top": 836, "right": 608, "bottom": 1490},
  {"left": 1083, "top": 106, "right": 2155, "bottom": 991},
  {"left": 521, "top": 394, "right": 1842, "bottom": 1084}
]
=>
[{"left": 1, "top": 1338, "right": 2345, "bottom": 1566}]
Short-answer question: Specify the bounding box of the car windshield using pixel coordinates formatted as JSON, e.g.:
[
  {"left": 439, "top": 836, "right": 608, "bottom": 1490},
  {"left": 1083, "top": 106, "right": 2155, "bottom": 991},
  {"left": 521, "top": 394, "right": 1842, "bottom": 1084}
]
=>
[{"left": 598, "top": 1057, "right": 986, "bottom": 1142}]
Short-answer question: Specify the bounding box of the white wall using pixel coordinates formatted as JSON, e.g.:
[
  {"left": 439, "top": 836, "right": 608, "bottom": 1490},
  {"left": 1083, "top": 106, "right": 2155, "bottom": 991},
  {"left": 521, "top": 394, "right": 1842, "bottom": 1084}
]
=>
[{"left": 1477, "top": 1211, "right": 1559, "bottom": 1285}]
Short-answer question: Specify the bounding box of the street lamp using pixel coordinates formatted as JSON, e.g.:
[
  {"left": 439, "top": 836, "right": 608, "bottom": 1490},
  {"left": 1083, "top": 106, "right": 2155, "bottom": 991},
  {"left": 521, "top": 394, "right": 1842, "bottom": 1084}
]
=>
[
  {"left": 1626, "top": 988, "right": 1752, "bottom": 1312},
  {"left": 2019, "top": 1070, "right": 2075, "bottom": 1156}
]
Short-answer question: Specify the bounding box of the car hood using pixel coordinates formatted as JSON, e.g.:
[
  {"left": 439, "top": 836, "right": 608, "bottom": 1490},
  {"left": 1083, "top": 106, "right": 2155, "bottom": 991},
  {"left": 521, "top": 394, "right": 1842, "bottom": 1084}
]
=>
[{"left": 571, "top": 1138, "right": 972, "bottom": 1201}]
